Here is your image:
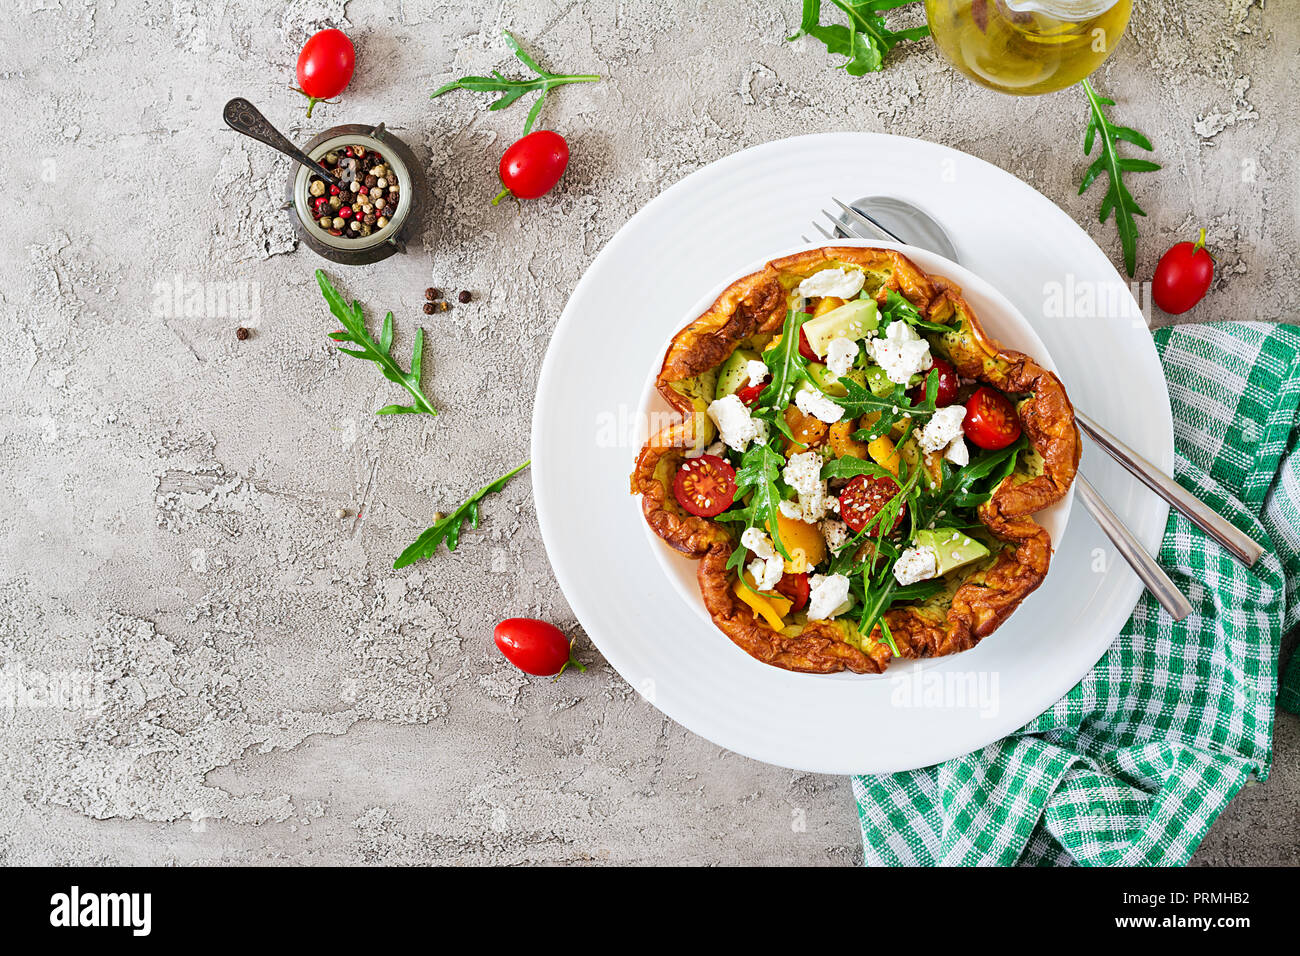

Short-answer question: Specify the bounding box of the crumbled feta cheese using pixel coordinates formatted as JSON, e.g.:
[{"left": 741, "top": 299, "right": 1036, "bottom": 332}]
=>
[
  {"left": 944, "top": 435, "right": 969, "bottom": 467},
  {"left": 797, "top": 267, "right": 866, "bottom": 300},
  {"left": 870, "top": 321, "right": 933, "bottom": 384},
  {"left": 893, "top": 546, "right": 938, "bottom": 586},
  {"left": 740, "top": 527, "right": 784, "bottom": 591},
  {"left": 744, "top": 360, "right": 769, "bottom": 387},
  {"left": 707, "top": 394, "right": 762, "bottom": 452},
  {"left": 825, "top": 336, "right": 859, "bottom": 379},
  {"left": 820, "top": 518, "right": 849, "bottom": 553},
  {"left": 705, "top": 440, "right": 726, "bottom": 457},
  {"left": 748, "top": 555, "right": 783, "bottom": 591},
  {"left": 781, "top": 450, "right": 832, "bottom": 522},
  {"left": 807, "top": 573, "right": 852, "bottom": 621},
  {"left": 794, "top": 385, "right": 845, "bottom": 424},
  {"left": 918, "top": 405, "right": 967, "bottom": 453}
]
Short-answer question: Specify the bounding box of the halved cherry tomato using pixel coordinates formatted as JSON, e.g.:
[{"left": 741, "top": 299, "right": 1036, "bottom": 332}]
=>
[
  {"left": 839, "top": 474, "right": 905, "bottom": 534},
  {"left": 493, "top": 618, "right": 585, "bottom": 677},
  {"left": 735, "top": 377, "right": 770, "bottom": 406},
  {"left": 798, "top": 327, "right": 820, "bottom": 364},
  {"left": 494, "top": 130, "right": 569, "bottom": 205},
  {"left": 673, "top": 454, "right": 737, "bottom": 517},
  {"left": 295, "top": 29, "right": 356, "bottom": 118},
  {"left": 774, "top": 572, "right": 810, "bottom": 612},
  {"left": 908, "top": 356, "right": 959, "bottom": 407},
  {"left": 1152, "top": 229, "right": 1214, "bottom": 315},
  {"left": 963, "top": 386, "right": 1022, "bottom": 450}
]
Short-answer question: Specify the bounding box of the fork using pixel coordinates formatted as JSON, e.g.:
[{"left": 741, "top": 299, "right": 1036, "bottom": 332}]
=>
[{"left": 807, "top": 199, "right": 1241, "bottom": 621}]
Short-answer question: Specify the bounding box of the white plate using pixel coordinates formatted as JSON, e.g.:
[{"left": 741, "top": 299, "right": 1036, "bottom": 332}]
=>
[
  {"left": 638, "top": 240, "right": 1075, "bottom": 638},
  {"left": 532, "top": 133, "right": 1172, "bottom": 774}
]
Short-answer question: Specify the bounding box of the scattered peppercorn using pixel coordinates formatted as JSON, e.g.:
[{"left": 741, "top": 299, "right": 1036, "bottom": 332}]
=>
[
  {"left": 236, "top": 326, "right": 250, "bottom": 340},
  {"left": 424, "top": 287, "right": 439, "bottom": 301},
  {"left": 457, "top": 290, "right": 472, "bottom": 303},
  {"left": 422, "top": 302, "right": 435, "bottom": 315}
]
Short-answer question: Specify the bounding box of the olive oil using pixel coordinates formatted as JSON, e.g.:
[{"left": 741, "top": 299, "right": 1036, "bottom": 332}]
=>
[{"left": 926, "top": 0, "right": 1132, "bottom": 96}]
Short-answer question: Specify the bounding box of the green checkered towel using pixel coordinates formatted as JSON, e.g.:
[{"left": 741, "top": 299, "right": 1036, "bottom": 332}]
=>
[{"left": 853, "top": 321, "right": 1300, "bottom": 866}]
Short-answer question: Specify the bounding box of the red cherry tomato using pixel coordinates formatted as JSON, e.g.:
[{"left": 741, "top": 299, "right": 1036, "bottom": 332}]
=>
[
  {"left": 838, "top": 474, "right": 905, "bottom": 534},
  {"left": 1152, "top": 229, "right": 1214, "bottom": 315},
  {"left": 774, "top": 572, "right": 810, "bottom": 612},
  {"left": 494, "top": 130, "right": 569, "bottom": 204},
  {"left": 908, "top": 356, "right": 959, "bottom": 407},
  {"left": 963, "top": 386, "right": 1022, "bottom": 450},
  {"left": 493, "top": 618, "right": 585, "bottom": 677},
  {"left": 798, "top": 327, "right": 820, "bottom": 364},
  {"left": 735, "top": 377, "right": 770, "bottom": 407},
  {"left": 295, "top": 29, "right": 355, "bottom": 118},
  {"left": 672, "top": 454, "right": 737, "bottom": 517}
]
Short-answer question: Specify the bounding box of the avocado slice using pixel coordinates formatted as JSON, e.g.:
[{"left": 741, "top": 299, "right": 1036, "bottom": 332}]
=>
[
  {"left": 670, "top": 371, "right": 719, "bottom": 455},
  {"left": 714, "top": 349, "right": 763, "bottom": 400},
  {"left": 914, "top": 528, "right": 990, "bottom": 576},
  {"left": 806, "top": 363, "right": 867, "bottom": 397},
  {"left": 802, "top": 299, "right": 878, "bottom": 359}
]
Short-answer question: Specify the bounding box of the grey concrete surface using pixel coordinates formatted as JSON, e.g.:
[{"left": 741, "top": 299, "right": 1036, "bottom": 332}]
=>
[{"left": 1, "top": 0, "right": 1296, "bottom": 866}]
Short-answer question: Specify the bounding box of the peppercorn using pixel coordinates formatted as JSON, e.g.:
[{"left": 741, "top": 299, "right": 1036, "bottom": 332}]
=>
[
  {"left": 324, "top": 152, "right": 339, "bottom": 165},
  {"left": 436, "top": 301, "right": 449, "bottom": 312},
  {"left": 364, "top": 175, "right": 377, "bottom": 188},
  {"left": 363, "top": 213, "right": 376, "bottom": 225},
  {"left": 359, "top": 224, "right": 372, "bottom": 237},
  {"left": 458, "top": 290, "right": 471, "bottom": 303},
  {"left": 376, "top": 216, "right": 388, "bottom": 228},
  {"left": 236, "top": 326, "right": 250, "bottom": 340},
  {"left": 309, "top": 179, "right": 325, "bottom": 197},
  {"left": 422, "top": 302, "right": 435, "bottom": 315},
  {"left": 424, "top": 288, "right": 438, "bottom": 301}
]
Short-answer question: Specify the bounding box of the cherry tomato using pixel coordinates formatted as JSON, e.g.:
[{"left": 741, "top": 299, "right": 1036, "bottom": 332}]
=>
[
  {"left": 963, "top": 386, "right": 1022, "bottom": 450},
  {"left": 493, "top": 130, "right": 569, "bottom": 204},
  {"left": 839, "top": 474, "right": 905, "bottom": 534},
  {"left": 908, "top": 356, "right": 959, "bottom": 407},
  {"left": 774, "top": 572, "right": 810, "bottom": 612},
  {"left": 735, "top": 377, "right": 770, "bottom": 407},
  {"left": 493, "top": 618, "right": 585, "bottom": 677},
  {"left": 673, "top": 454, "right": 737, "bottom": 517},
  {"left": 1152, "top": 229, "right": 1214, "bottom": 315},
  {"left": 798, "top": 327, "right": 820, "bottom": 364},
  {"left": 295, "top": 29, "right": 355, "bottom": 118}
]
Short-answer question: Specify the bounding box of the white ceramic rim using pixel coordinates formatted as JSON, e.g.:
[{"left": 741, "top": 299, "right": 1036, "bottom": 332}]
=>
[{"left": 531, "top": 131, "right": 1173, "bottom": 774}]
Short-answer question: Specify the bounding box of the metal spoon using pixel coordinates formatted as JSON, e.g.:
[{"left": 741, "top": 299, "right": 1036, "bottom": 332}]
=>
[
  {"left": 222, "top": 97, "right": 342, "bottom": 188},
  {"left": 806, "top": 197, "right": 1197, "bottom": 621}
]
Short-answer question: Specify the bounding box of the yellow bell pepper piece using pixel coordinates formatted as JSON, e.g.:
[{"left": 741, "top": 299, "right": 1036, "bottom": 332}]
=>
[
  {"left": 868, "top": 435, "right": 901, "bottom": 476},
  {"left": 811, "top": 295, "right": 845, "bottom": 318},
  {"left": 733, "top": 576, "right": 792, "bottom": 631},
  {"left": 768, "top": 511, "right": 827, "bottom": 569}
]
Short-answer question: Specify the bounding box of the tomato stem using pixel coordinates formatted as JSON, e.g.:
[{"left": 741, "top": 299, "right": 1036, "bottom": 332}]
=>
[
  {"left": 1192, "top": 227, "right": 1211, "bottom": 259},
  {"left": 553, "top": 639, "right": 587, "bottom": 679},
  {"left": 291, "top": 86, "right": 338, "bottom": 119},
  {"left": 491, "top": 186, "right": 512, "bottom": 206}
]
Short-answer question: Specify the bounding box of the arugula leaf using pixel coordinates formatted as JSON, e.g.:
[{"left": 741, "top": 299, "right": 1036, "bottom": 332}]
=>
[
  {"left": 788, "top": 0, "right": 930, "bottom": 77},
  {"left": 394, "top": 461, "right": 530, "bottom": 568},
  {"left": 879, "top": 290, "right": 952, "bottom": 333},
  {"left": 1078, "top": 78, "right": 1161, "bottom": 278},
  {"left": 823, "top": 375, "right": 934, "bottom": 434},
  {"left": 755, "top": 307, "right": 812, "bottom": 411},
  {"left": 431, "top": 30, "right": 600, "bottom": 136},
  {"left": 732, "top": 439, "right": 793, "bottom": 560},
  {"left": 910, "top": 435, "right": 1027, "bottom": 533},
  {"left": 821, "top": 454, "right": 893, "bottom": 482},
  {"left": 317, "top": 270, "right": 436, "bottom": 416}
]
